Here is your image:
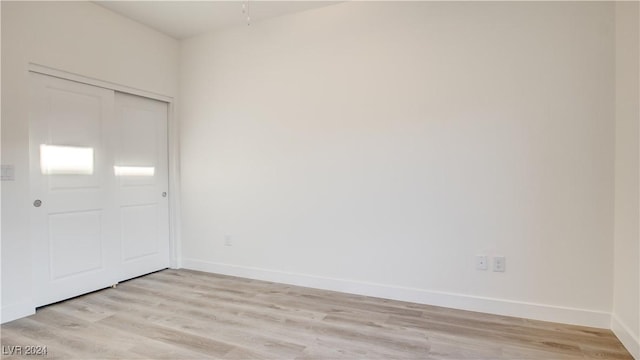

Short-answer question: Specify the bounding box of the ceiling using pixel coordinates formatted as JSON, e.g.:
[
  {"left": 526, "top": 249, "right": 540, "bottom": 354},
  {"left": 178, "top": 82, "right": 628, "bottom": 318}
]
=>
[{"left": 95, "top": 1, "right": 339, "bottom": 39}]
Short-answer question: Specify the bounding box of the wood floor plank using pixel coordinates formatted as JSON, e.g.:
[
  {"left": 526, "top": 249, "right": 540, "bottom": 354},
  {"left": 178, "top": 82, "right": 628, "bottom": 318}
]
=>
[
  {"left": 2, "top": 316, "right": 139, "bottom": 359},
  {"left": 0, "top": 269, "right": 633, "bottom": 359},
  {"left": 30, "top": 307, "right": 208, "bottom": 359}
]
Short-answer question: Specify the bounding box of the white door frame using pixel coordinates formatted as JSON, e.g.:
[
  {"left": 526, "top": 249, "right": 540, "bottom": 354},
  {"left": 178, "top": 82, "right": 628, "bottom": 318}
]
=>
[{"left": 28, "top": 63, "right": 182, "bottom": 269}]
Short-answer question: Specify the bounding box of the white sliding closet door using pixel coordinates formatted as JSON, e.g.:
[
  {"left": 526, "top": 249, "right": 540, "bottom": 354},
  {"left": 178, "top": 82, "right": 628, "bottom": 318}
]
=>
[
  {"left": 29, "top": 73, "right": 169, "bottom": 307},
  {"left": 114, "top": 92, "right": 170, "bottom": 281},
  {"left": 30, "top": 73, "right": 120, "bottom": 306}
]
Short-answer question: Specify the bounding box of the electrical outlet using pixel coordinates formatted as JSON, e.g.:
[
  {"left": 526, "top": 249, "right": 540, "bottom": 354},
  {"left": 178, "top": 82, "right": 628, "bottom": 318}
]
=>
[
  {"left": 475, "top": 255, "right": 488, "bottom": 270},
  {"left": 224, "top": 235, "right": 232, "bottom": 247},
  {"left": 493, "top": 256, "right": 506, "bottom": 272}
]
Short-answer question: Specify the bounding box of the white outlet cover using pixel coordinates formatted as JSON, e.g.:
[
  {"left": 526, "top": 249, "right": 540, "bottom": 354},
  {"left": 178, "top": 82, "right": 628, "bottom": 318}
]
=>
[{"left": 493, "top": 256, "right": 506, "bottom": 272}]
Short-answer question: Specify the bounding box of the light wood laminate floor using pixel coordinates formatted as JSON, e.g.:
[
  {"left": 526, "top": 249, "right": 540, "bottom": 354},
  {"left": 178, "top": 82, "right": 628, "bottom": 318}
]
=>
[{"left": 1, "top": 269, "right": 633, "bottom": 359}]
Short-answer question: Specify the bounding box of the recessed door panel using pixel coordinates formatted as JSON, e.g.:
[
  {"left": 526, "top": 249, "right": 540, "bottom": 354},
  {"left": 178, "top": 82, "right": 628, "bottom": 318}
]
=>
[
  {"left": 120, "top": 107, "right": 157, "bottom": 164},
  {"left": 121, "top": 204, "right": 159, "bottom": 262},
  {"left": 117, "top": 106, "right": 158, "bottom": 187},
  {"left": 43, "top": 87, "right": 104, "bottom": 190},
  {"left": 48, "top": 88, "right": 102, "bottom": 146},
  {"left": 49, "top": 210, "right": 103, "bottom": 280}
]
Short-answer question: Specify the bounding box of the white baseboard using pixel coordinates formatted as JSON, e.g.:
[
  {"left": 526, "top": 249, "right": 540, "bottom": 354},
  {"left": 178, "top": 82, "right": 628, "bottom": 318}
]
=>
[
  {"left": 181, "top": 258, "right": 611, "bottom": 329},
  {"left": 1, "top": 300, "right": 35, "bottom": 324},
  {"left": 612, "top": 313, "right": 640, "bottom": 359}
]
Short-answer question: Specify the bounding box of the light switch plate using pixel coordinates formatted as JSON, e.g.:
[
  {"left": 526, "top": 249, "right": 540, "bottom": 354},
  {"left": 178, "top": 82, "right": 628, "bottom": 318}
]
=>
[{"left": 1, "top": 165, "right": 15, "bottom": 181}]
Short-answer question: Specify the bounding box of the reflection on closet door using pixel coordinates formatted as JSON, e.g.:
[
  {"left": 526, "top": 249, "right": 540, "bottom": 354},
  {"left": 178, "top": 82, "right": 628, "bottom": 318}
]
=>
[
  {"left": 114, "top": 92, "right": 170, "bottom": 280},
  {"left": 29, "top": 72, "right": 119, "bottom": 307}
]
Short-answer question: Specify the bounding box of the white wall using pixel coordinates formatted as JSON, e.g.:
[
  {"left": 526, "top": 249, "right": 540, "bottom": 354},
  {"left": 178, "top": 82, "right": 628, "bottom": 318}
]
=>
[
  {"left": 613, "top": 2, "right": 640, "bottom": 358},
  {"left": 1, "top": 1, "right": 179, "bottom": 323},
  {"left": 180, "top": 2, "right": 616, "bottom": 327}
]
